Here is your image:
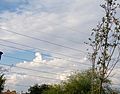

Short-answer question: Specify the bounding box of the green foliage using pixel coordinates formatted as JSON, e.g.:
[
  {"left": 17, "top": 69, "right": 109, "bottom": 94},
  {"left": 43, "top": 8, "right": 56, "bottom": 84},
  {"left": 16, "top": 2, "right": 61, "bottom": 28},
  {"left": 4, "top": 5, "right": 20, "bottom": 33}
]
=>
[
  {"left": 27, "top": 84, "right": 51, "bottom": 94},
  {"left": 43, "top": 70, "right": 101, "bottom": 94},
  {"left": 43, "top": 84, "right": 63, "bottom": 94},
  {"left": 26, "top": 70, "right": 119, "bottom": 94},
  {"left": 0, "top": 74, "right": 6, "bottom": 93},
  {"left": 63, "top": 71, "right": 92, "bottom": 94},
  {"left": 88, "top": 0, "right": 120, "bottom": 93}
]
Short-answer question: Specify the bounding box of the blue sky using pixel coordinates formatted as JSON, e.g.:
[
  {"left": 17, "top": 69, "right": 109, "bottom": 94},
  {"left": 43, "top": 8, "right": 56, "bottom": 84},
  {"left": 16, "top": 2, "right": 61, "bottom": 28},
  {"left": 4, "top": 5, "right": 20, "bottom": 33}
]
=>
[
  {"left": 0, "top": 0, "right": 120, "bottom": 92},
  {"left": 0, "top": 0, "right": 94, "bottom": 91},
  {"left": 0, "top": 0, "right": 55, "bottom": 64},
  {"left": 0, "top": 0, "right": 28, "bottom": 12},
  {"left": 0, "top": 0, "right": 27, "bottom": 63},
  {"left": 1, "top": 50, "right": 35, "bottom": 64}
]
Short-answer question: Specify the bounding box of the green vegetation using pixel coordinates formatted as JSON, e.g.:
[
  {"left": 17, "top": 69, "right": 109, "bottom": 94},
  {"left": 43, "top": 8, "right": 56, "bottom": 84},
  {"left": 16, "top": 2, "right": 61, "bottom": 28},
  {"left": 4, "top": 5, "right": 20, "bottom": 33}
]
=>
[
  {"left": 26, "top": 70, "right": 120, "bottom": 94},
  {"left": 0, "top": 0, "right": 120, "bottom": 94},
  {"left": 0, "top": 74, "right": 6, "bottom": 93},
  {"left": 87, "top": 0, "right": 120, "bottom": 93},
  {"left": 27, "top": 84, "right": 51, "bottom": 94}
]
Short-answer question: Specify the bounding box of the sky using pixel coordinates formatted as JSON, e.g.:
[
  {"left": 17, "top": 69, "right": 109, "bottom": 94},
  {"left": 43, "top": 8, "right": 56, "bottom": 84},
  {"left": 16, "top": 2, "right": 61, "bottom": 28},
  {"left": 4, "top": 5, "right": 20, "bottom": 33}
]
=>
[{"left": 0, "top": 0, "right": 120, "bottom": 92}]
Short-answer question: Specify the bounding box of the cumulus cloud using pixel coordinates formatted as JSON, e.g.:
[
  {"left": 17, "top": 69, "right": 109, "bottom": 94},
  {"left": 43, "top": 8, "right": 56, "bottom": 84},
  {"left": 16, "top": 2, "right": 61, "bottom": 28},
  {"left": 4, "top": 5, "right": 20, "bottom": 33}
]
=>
[{"left": 4, "top": 52, "right": 88, "bottom": 92}]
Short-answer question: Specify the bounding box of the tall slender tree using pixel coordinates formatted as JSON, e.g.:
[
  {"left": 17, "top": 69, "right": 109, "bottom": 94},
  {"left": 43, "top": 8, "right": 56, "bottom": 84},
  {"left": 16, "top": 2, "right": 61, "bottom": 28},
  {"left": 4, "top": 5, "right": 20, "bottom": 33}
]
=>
[{"left": 88, "top": 0, "right": 120, "bottom": 94}]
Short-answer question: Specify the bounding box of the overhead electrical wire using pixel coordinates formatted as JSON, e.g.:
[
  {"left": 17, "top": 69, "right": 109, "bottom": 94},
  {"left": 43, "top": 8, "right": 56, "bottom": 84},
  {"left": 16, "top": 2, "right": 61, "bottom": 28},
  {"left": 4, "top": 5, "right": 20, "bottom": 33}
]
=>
[
  {"left": 3, "top": 54, "right": 91, "bottom": 67},
  {"left": 0, "top": 39, "right": 85, "bottom": 60},
  {"left": 33, "top": 30, "right": 83, "bottom": 44},
  {"left": 1, "top": 4, "right": 120, "bottom": 91},
  {"left": 0, "top": 42, "right": 91, "bottom": 66},
  {"left": 1, "top": 6, "right": 86, "bottom": 45},
  {"left": 0, "top": 7, "right": 92, "bottom": 87},
  {"left": 5, "top": 71, "right": 61, "bottom": 81},
  {"left": 3, "top": 54, "right": 91, "bottom": 69},
  {"left": 0, "top": 63, "right": 59, "bottom": 75},
  {"left": 1, "top": 55, "right": 68, "bottom": 69},
  {"left": 0, "top": 63, "right": 69, "bottom": 75},
  {"left": 0, "top": 28, "right": 87, "bottom": 53}
]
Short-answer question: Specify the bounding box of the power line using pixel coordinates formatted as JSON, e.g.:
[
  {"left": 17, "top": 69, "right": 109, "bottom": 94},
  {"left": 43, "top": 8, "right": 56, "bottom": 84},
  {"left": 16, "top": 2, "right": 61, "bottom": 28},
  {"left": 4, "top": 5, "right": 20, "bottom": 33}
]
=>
[
  {"left": 0, "top": 28, "right": 87, "bottom": 53},
  {"left": 1, "top": 5, "right": 85, "bottom": 45},
  {"left": 0, "top": 41, "right": 91, "bottom": 66},
  {"left": 6, "top": 71, "right": 61, "bottom": 81},
  {"left": 3, "top": 55, "right": 91, "bottom": 71},
  {"left": 5, "top": 70, "right": 120, "bottom": 86},
  {"left": 0, "top": 44, "right": 90, "bottom": 67},
  {"left": 0, "top": 39, "right": 84, "bottom": 60},
  {"left": 0, "top": 43, "right": 37, "bottom": 55},
  {"left": 0, "top": 63, "right": 60, "bottom": 75},
  {"left": 33, "top": 30, "right": 83, "bottom": 44},
  {"left": 0, "top": 62, "right": 79, "bottom": 76},
  {"left": 2, "top": 55, "right": 69, "bottom": 69},
  {"left": 3, "top": 55, "right": 91, "bottom": 67},
  {"left": 0, "top": 6, "right": 88, "bottom": 51}
]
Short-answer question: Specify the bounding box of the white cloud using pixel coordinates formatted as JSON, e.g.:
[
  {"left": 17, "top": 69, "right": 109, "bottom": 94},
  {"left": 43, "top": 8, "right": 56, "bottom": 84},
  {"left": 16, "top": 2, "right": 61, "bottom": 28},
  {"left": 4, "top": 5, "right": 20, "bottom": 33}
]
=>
[
  {"left": 4, "top": 52, "right": 88, "bottom": 92},
  {"left": 0, "top": 1, "right": 101, "bottom": 91},
  {"left": 0, "top": 0, "right": 119, "bottom": 92},
  {"left": 0, "top": 0, "right": 97, "bottom": 61}
]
